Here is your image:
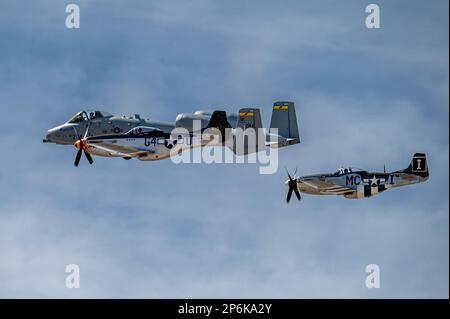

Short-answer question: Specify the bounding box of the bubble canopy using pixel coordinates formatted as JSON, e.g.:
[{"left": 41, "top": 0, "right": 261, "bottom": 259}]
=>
[
  {"left": 67, "top": 111, "right": 113, "bottom": 123},
  {"left": 334, "top": 167, "right": 366, "bottom": 175},
  {"left": 336, "top": 167, "right": 352, "bottom": 175}
]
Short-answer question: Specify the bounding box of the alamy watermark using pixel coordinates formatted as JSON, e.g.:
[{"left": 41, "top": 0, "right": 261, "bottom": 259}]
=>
[
  {"left": 164, "top": 121, "right": 280, "bottom": 174},
  {"left": 65, "top": 4, "right": 380, "bottom": 30},
  {"left": 365, "top": 264, "right": 380, "bottom": 289},
  {"left": 365, "top": 4, "right": 380, "bottom": 29},
  {"left": 65, "top": 4, "right": 80, "bottom": 29},
  {"left": 65, "top": 264, "right": 80, "bottom": 289}
]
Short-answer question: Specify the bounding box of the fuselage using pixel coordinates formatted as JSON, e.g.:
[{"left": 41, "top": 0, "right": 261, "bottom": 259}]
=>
[
  {"left": 43, "top": 111, "right": 175, "bottom": 145},
  {"left": 295, "top": 168, "right": 428, "bottom": 199},
  {"left": 86, "top": 128, "right": 226, "bottom": 161},
  {"left": 43, "top": 110, "right": 239, "bottom": 146}
]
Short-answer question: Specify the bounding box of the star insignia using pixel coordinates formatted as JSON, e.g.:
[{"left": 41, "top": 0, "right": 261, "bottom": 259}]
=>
[{"left": 369, "top": 175, "right": 379, "bottom": 187}]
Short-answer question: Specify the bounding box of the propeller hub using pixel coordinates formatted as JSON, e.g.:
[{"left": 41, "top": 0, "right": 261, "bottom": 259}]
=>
[
  {"left": 285, "top": 169, "right": 302, "bottom": 203},
  {"left": 73, "top": 126, "right": 94, "bottom": 167},
  {"left": 288, "top": 179, "right": 297, "bottom": 189},
  {"left": 74, "top": 139, "right": 88, "bottom": 151}
]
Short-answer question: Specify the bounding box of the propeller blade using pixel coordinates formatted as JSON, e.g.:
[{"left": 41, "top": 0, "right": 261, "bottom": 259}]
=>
[
  {"left": 285, "top": 167, "right": 293, "bottom": 181},
  {"left": 83, "top": 123, "right": 90, "bottom": 139},
  {"left": 285, "top": 167, "right": 301, "bottom": 203},
  {"left": 73, "top": 127, "right": 82, "bottom": 140},
  {"left": 294, "top": 188, "right": 301, "bottom": 201},
  {"left": 286, "top": 187, "right": 293, "bottom": 203},
  {"left": 84, "top": 151, "right": 94, "bottom": 164},
  {"left": 74, "top": 149, "right": 82, "bottom": 167}
]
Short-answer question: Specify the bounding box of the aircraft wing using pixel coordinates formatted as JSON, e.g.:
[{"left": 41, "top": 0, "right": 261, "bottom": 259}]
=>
[
  {"left": 87, "top": 142, "right": 153, "bottom": 158},
  {"left": 265, "top": 138, "right": 298, "bottom": 148},
  {"left": 300, "top": 179, "right": 355, "bottom": 195},
  {"left": 319, "top": 186, "right": 355, "bottom": 195}
]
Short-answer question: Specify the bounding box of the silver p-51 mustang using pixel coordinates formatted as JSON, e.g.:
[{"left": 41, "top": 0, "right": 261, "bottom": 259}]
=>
[{"left": 285, "top": 153, "right": 429, "bottom": 203}]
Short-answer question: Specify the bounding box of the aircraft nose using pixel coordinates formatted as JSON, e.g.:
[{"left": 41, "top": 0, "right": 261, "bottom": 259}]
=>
[{"left": 43, "top": 127, "right": 58, "bottom": 143}]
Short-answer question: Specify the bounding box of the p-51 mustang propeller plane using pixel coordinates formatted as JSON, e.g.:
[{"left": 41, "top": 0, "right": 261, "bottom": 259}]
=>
[
  {"left": 44, "top": 101, "right": 300, "bottom": 166},
  {"left": 285, "top": 153, "right": 429, "bottom": 203}
]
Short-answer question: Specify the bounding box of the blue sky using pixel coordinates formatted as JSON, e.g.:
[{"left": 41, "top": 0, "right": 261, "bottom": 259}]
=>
[{"left": 0, "top": 0, "right": 448, "bottom": 298}]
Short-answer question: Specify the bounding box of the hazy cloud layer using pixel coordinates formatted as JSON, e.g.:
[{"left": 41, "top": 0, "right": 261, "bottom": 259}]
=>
[{"left": 0, "top": 0, "right": 448, "bottom": 298}]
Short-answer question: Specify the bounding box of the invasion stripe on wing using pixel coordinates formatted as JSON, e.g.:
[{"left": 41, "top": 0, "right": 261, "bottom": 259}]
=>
[
  {"left": 321, "top": 187, "right": 353, "bottom": 194},
  {"left": 321, "top": 191, "right": 353, "bottom": 195},
  {"left": 325, "top": 186, "right": 350, "bottom": 191}
]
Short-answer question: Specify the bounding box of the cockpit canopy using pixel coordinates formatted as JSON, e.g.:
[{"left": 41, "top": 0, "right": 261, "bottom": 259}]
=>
[
  {"left": 126, "top": 126, "right": 161, "bottom": 135},
  {"left": 335, "top": 167, "right": 353, "bottom": 175},
  {"left": 68, "top": 110, "right": 112, "bottom": 123}
]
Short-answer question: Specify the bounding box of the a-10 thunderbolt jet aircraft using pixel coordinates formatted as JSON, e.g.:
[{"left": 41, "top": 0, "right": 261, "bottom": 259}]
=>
[
  {"left": 44, "top": 101, "right": 300, "bottom": 166},
  {"left": 285, "top": 153, "right": 429, "bottom": 203}
]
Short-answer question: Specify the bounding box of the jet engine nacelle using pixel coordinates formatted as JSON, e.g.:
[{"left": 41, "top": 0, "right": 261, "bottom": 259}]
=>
[
  {"left": 175, "top": 113, "right": 211, "bottom": 132},
  {"left": 176, "top": 111, "right": 238, "bottom": 131},
  {"left": 195, "top": 110, "right": 238, "bottom": 128},
  {"left": 194, "top": 110, "right": 214, "bottom": 116}
]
